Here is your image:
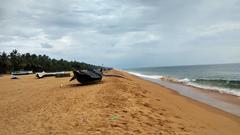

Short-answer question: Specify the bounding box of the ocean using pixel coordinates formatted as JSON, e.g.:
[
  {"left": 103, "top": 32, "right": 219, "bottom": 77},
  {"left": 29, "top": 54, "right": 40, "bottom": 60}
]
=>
[{"left": 126, "top": 63, "right": 240, "bottom": 96}]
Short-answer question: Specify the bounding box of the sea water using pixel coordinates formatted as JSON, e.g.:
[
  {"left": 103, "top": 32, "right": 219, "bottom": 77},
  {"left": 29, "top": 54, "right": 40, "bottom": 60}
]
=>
[{"left": 126, "top": 63, "right": 240, "bottom": 96}]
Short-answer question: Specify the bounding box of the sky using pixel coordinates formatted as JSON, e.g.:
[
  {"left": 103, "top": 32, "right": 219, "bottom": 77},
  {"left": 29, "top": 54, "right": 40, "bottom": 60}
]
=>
[{"left": 0, "top": 0, "right": 240, "bottom": 68}]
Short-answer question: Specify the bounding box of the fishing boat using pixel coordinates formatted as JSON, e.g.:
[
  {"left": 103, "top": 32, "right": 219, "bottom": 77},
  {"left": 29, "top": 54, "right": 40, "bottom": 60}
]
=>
[
  {"left": 36, "top": 71, "right": 71, "bottom": 78},
  {"left": 11, "top": 70, "right": 33, "bottom": 75},
  {"left": 70, "top": 69, "right": 102, "bottom": 84}
]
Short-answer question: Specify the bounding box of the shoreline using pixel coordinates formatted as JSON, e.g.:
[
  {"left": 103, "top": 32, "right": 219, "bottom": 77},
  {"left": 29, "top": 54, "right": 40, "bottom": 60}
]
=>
[
  {"left": 127, "top": 71, "right": 240, "bottom": 97},
  {"left": 126, "top": 70, "right": 240, "bottom": 117},
  {"left": 0, "top": 70, "right": 239, "bottom": 134},
  {"left": 126, "top": 73, "right": 240, "bottom": 119},
  {"left": 184, "top": 83, "right": 240, "bottom": 106}
]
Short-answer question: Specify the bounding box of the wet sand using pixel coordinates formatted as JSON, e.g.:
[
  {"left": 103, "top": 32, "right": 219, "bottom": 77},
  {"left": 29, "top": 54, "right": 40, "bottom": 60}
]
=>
[
  {"left": 195, "top": 87, "right": 240, "bottom": 106},
  {"left": 141, "top": 77, "right": 240, "bottom": 116},
  {"left": 0, "top": 70, "right": 240, "bottom": 135}
]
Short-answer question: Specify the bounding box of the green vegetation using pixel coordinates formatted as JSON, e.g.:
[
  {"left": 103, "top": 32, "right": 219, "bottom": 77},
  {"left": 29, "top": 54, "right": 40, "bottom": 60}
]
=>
[{"left": 0, "top": 50, "right": 101, "bottom": 74}]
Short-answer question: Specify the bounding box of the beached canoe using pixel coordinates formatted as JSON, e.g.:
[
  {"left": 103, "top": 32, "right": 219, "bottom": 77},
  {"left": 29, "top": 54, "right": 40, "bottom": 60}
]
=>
[
  {"left": 70, "top": 69, "right": 102, "bottom": 84},
  {"left": 12, "top": 70, "right": 33, "bottom": 75},
  {"left": 36, "top": 71, "right": 71, "bottom": 79}
]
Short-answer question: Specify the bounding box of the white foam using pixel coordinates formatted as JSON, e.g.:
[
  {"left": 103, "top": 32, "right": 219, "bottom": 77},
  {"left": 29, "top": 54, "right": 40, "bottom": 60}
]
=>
[
  {"left": 186, "top": 82, "right": 240, "bottom": 96},
  {"left": 164, "top": 78, "right": 240, "bottom": 97},
  {"left": 128, "top": 71, "right": 163, "bottom": 79},
  {"left": 126, "top": 71, "right": 240, "bottom": 97},
  {"left": 178, "top": 78, "right": 191, "bottom": 83},
  {"left": 160, "top": 77, "right": 191, "bottom": 83}
]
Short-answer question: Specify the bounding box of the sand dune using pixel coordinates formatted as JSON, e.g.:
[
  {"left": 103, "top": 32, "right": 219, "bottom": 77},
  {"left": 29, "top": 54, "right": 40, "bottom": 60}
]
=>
[{"left": 0, "top": 70, "right": 239, "bottom": 135}]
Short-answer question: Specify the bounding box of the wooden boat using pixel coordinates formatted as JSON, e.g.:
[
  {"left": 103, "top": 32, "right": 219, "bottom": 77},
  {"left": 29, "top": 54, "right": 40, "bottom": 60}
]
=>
[
  {"left": 36, "top": 71, "right": 71, "bottom": 79},
  {"left": 11, "top": 70, "right": 33, "bottom": 75},
  {"left": 70, "top": 69, "right": 102, "bottom": 84}
]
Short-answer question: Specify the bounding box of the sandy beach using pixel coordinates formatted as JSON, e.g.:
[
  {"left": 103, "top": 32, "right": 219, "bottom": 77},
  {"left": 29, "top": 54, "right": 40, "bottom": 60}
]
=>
[{"left": 0, "top": 70, "right": 240, "bottom": 135}]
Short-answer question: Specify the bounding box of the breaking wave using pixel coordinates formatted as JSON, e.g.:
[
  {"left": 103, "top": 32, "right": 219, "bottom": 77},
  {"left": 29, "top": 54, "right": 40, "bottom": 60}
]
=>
[
  {"left": 127, "top": 71, "right": 240, "bottom": 96},
  {"left": 128, "top": 72, "right": 163, "bottom": 79}
]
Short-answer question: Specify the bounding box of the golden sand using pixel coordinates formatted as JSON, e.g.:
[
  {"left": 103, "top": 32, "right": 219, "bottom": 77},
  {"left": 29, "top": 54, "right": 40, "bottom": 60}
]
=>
[{"left": 0, "top": 70, "right": 239, "bottom": 135}]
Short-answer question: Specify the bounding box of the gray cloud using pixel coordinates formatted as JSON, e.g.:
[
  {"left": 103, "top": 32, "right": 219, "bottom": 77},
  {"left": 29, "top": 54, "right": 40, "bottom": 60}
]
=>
[
  {"left": 0, "top": 0, "right": 240, "bottom": 68},
  {"left": 41, "top": 43, "right": 53, "bottom": 49}
]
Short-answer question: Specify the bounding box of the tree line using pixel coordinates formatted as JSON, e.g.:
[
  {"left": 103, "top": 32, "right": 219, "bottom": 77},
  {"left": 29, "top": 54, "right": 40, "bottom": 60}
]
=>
[{"left": 0, "top": 50, "right": 101, "bottom": 74}]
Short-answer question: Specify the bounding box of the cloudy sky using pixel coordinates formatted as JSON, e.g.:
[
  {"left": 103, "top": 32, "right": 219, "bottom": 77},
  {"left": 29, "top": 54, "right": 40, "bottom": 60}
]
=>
[{"left": 0, "top": 0, "right": 240, "bottom": 68}]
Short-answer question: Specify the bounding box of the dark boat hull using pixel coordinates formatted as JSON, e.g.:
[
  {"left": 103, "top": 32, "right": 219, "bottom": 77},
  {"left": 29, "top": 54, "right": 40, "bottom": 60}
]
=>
[{"left": 71, "top": 70, "right": 102, "bottom": 84}]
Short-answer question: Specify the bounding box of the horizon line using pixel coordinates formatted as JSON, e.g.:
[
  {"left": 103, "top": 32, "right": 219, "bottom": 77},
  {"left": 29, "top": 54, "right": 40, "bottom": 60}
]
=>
[{"left": 124, "top": 62, "right": 240, "bottom": 69}]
